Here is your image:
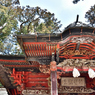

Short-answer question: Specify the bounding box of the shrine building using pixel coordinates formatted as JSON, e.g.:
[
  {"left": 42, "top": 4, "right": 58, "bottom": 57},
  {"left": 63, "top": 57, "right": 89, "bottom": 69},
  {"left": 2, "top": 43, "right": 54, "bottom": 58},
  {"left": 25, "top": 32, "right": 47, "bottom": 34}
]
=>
[{"left": 0, "top": 17, "right": 95, "bottom": 95}]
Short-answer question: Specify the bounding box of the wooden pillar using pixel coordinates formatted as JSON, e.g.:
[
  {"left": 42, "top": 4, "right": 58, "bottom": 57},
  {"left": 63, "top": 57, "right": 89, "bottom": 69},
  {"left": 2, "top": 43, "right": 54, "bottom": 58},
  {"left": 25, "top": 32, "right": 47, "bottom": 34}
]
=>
[
  {"left": 50, "top": 53, "right": 58, "bottom": 95},
  {"left": 56, "top": 44, "right": 59, "bottom": 65},
  {"left": 51, "top": 71, "right": 58, "bottom": 95}
]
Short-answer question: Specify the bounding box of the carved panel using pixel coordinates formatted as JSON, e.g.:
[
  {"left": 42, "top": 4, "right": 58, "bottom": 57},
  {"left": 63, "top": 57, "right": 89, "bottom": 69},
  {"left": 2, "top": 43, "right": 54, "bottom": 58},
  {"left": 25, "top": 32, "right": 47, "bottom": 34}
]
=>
[
  {"left": 61, "top": 77, "right": 85, "bottom": 87},
  {"left": 39, "top": 65, "right": 50, "bottom": 73},
  {"left": 59, "top": 93, "right": 92, "bottom": 95},
  {"left": 58, "top": 59, "right": 95, "bottom": 67},
  {"left": 58, "top": 87, "right": 95, "bottom": 93},
  {"left": 71, "top": 37, "right": 93, "bottom": 43},
  {"left": 22, "top": 90, "right": 50, "bottom": 95},
  {"left": 22, "top": 88, "right": 95, "bottom": 94},
  {"left": 60, "top": 50, "right": 92, "bottom": 55}
]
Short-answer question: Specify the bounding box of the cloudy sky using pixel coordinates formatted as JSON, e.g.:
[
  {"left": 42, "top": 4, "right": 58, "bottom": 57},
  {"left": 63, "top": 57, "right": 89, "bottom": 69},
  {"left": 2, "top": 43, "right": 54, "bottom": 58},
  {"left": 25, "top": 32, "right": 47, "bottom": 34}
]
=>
[{"left": 19, "top": 0, "right": 95, "bottom": 30}]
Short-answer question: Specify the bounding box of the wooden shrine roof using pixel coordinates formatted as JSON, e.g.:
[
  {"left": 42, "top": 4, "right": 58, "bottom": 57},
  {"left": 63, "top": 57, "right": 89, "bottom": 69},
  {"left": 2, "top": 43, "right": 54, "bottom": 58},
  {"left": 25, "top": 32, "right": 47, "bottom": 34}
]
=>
[
  {"left": 17, "top": 28, "right": 95, "bottom": 42},
  {"left": 17, "top": 20, "right": 95, "bottom": 43},
  {"left": 0, "top": 55, "right": 40, "bottom": 68}
]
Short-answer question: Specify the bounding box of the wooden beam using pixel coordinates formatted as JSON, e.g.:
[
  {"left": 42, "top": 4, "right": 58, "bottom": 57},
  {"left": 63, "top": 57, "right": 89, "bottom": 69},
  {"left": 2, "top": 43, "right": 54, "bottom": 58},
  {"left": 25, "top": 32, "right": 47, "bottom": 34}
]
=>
[
  {"left": 20, "top": 37, "right": 30, "bottom": 65},
  {"left": 3, "top": 65, "right": 39, "bottom": 68}
]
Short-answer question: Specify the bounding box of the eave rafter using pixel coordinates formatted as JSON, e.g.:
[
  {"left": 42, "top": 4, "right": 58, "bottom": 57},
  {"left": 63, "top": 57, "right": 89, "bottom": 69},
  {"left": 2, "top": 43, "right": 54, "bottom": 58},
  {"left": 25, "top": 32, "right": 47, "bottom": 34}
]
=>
[{"left": 23, "top": 42, "right": 57, "bottom": 57}]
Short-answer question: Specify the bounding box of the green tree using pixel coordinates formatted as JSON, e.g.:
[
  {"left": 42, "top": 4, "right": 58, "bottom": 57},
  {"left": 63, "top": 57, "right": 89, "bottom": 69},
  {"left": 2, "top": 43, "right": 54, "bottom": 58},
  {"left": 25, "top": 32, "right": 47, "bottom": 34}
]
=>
[
  {"left": 0, "top": 42, "right": 4, "bottom": 54},
  {"left": 16, "top": 6, "right": 62, "bottom": 34},
  {"left": 0, "top": 0, "right": 20, "bottom": 7},
  {"left": 0, "top": 0, "right": 21, "bottom": 55},
  {"left": 0, "top": 2, "right": 18, "bottom": 41},
  {"left": 35, "top": 23, "right": 51, "bottom": 33},
  {"left": 1, "top": 35, "right": 22, "bottom": 55},
  {"left": 85, "top": 5, "right": 95, "bottom": 27}
]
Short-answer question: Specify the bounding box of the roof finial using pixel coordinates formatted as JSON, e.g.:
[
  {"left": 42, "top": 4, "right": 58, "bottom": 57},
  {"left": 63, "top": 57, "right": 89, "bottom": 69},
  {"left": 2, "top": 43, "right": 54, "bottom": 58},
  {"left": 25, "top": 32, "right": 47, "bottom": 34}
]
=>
[{"left": 75, "top": 15, "right": 79, "bottom": 24}]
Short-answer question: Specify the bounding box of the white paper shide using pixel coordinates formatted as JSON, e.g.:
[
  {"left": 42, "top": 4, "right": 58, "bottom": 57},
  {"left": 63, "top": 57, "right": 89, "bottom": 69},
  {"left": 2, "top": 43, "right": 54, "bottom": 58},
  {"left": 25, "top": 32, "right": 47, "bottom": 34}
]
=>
[
  {"left": 88, "top": 68, "right": 95, "bottom": 79},
  {"left": 73, "top": 68, "right": 80, "bottom": 77}
]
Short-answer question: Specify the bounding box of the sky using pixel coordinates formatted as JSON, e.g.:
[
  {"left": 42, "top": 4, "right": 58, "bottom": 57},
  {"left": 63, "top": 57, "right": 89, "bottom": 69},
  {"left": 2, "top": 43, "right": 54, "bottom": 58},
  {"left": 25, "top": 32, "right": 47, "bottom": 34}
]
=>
[{"left": 19, "top": 0, "right": 95, "bottom": 30}]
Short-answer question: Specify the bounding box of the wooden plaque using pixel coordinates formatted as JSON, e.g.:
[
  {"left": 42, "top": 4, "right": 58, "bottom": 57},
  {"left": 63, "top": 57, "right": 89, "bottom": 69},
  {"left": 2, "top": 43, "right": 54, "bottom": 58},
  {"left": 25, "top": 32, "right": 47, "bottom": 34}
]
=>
[{"left": 61, "top": 77, "right": 85, "bottom": 87}]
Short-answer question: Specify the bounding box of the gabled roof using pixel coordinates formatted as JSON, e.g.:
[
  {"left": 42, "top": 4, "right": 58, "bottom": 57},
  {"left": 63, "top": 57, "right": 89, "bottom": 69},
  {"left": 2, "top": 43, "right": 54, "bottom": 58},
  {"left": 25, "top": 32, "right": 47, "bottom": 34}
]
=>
[
  {"left": 17, "top": 20, "right": 95, "bottom": 42},
  {"left": 65, "top": 21, "right": 92, "bottom": 30}
]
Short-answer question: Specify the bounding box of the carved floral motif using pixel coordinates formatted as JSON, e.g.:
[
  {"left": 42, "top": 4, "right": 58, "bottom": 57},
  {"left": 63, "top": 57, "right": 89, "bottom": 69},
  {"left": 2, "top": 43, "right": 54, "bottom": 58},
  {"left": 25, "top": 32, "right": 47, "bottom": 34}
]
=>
[
  {"left": 57, "top": 59, "right": 95, "bottom": 67},
  {"left": 71, "top": 37, "right": 93, "bottom": 43},
  {"left": 61, "top": 50, "right": 93, "bottom": 55},
  {"left": 39, "top": 65, "right": 50, "bottom": 73},
  {"left": 50, "top": 61, "right": 57, "bottom": 71},
  {"left": 22, "top": 87, "right": 94, "bottom": 94},
  {"left": 59, "top": 87, "right": 95, "bottom": 93},
  {"left": 22, "top": 89, "right": 50, "bottom": 95}
]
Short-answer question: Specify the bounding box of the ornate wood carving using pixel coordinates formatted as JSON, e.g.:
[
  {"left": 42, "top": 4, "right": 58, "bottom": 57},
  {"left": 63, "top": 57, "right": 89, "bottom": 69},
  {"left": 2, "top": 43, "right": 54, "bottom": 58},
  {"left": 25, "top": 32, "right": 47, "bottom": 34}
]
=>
[
  {"left": 22, "top": 87, "right": 95, "bottom": 94},
  {"left": 59, "top": 87, "right": 95, "bottom": 93},
  {"left": 39, "top": 65, "right": 50, "bottom": 73},
  {"left": 58, "top": 59, "right": 95, "bottom": 67},
  {"left": 60, "top": 50, "right": 92, "bottom": 55},
  {"left": 22, "top": 90, "right": 50, "bottom": 95},
  {"left": 71, "top": 37, "right": 93, "bottom": 43},
  {"left": 50, "top": 61, "right": 57, "bottom": 71}
]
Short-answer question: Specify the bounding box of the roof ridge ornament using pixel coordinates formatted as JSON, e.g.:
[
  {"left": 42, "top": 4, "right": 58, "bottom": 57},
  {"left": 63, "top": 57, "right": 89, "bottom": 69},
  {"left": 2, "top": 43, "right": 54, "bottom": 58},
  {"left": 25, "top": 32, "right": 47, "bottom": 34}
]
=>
[{"left": 75, "top": 15, "right": 79, "bottom": 24}]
